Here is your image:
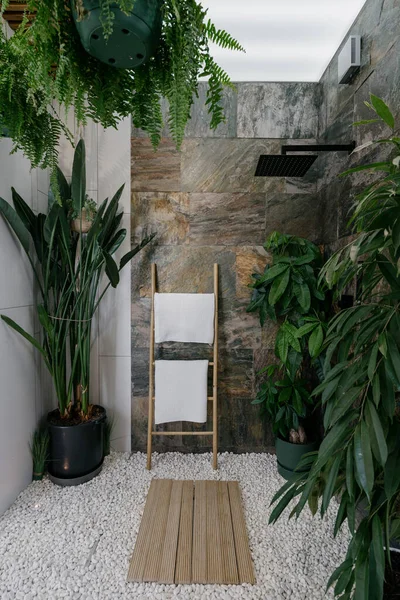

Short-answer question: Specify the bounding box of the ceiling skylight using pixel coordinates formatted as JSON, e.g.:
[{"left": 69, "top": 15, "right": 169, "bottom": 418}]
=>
[{"left": 201, "top": 0, "right": 368, "bottom": 81}]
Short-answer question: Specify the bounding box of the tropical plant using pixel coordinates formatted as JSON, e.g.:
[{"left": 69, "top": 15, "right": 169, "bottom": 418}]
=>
[
  {"left": 0, "top": 138, "right": 154, "bottom": 421},
  {"left": 269, "top": 96, "right": 400, "bottom": 600},
  {"left": 0, "top": 0, "right": 244, "bottom": 169},
  {"left": 253, "top": 352, "right": 313, "bottom": 441},
  {"left": 247, "top": 232, "right": 329, "bottom": 442},
  {"left": 30, "top": 426, "right": 49, "bottom": 480}
]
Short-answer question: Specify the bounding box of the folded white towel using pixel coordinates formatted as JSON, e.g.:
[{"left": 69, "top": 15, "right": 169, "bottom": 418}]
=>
[
  {"left": 154, "top": 360, "right": 209, "bottom": 425},
  {"left": 154, "top": 293, "right": 215, "bottom": 344}
]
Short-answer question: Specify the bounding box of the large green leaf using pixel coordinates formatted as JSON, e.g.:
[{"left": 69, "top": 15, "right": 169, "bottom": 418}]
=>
[
  {"left": 295, "top": 282, "right": 311, "bottom": 312},
  {"left": 308, "top": 324, "right": 323, "bottom": 358},
  {"left": 268, "top": 267, "right": 290, "bottom": 305},
  {"left": 258, "top": 262, "right": 289, "bottom": 284},
  {"left": 370, "top": 515, "right": 385, "bottom": 600},
  {"left": 386, "top": 331, "right": 400, "bottom": 384},
  {"left": 317, "top": 418, "right": 351, "bottom": 468},
  {"left": 326, "top": 558, "right": 354, "bottom": 591},
  {"left": 368, "top": 343, "right": 379, "bottom": 381},
  {"left": 103, "top": 251, "right": 120, "bottom": 288},
  {"left": 354, "top": 422, "right": 374, "bottom": 501},
  {"left": 321, "top": 454, "right": 341, "bottom": 516},
  {"left": 370, "top": 94, "right": 395, "bottom": 129},
  {"left": 71, "top": 139, "right": 86, "bottom": 214},
  {"left": 346, "top": 443, "right": 355, "bottom": 501},
  {"left": 119, "top": 234, "right": 156, "bottom": 270},
  {"left": 0, "top": 197, "right": 30, "bottom": 254},
  {"left": 11, "top": 187, "right": 36, "bottom": 236},
  {"left": 1, "top": 315, "right": 50, "bottom": 370},
  {"left": 384, "top": 452, "right": 400, "bottom": 500},
  {"left": 354, "top": 556, "right": 369, "bottom": 600},
  {"left": 365, "top": 399, "right": 387, "bottom": 467}
]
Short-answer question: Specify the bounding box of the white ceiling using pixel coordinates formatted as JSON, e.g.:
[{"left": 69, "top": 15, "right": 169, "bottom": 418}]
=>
[{"left": 201, "top": 0, "right": 368, "bottom": 81}]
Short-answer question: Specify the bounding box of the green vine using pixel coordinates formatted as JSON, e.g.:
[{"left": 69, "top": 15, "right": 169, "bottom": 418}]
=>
[{"left": 0, "top": 0, "right": 244, "bottom": 169}]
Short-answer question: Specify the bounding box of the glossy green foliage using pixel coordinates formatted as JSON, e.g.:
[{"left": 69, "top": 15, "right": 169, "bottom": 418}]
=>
[
  {"left": 0, "top": 139, "right": 154, "bottom": 418},
  {"left": 269, "top": 97, "right": 400, "bottom": 600},
  {"left": 0, "top": 0, "right": 244, "bottom": 169}
]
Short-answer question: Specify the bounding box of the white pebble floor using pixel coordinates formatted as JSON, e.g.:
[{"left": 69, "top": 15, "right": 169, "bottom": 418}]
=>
[{"left": 0, "top": 452, "right": 350, "bottom": 600}]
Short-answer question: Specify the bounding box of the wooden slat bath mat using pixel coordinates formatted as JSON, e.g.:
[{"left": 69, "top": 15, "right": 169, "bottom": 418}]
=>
[{"left": 127, "top": 479, "right": 255, "bottom": 585}]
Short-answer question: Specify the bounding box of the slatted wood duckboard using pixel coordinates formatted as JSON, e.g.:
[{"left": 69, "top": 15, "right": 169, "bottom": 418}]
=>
[{"left": 127, "top": 479, "right": 255, "bottom": 585}]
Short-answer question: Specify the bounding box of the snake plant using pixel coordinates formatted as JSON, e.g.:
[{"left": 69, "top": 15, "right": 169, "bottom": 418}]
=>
[{"left": 0, "top": 139, "right": 154, "bottom": 420}]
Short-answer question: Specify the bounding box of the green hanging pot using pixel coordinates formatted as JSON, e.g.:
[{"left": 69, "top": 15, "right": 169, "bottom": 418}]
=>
[{"left": 71, "top": 0, "right": 162, "bottom": 69}]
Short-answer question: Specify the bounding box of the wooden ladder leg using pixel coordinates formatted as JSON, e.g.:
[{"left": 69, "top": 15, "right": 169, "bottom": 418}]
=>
[
  {"left": 146, "top": 263, "right": 156, "bottom": 470},
  {"left": 213, "top": 263, "right": 219, "bottom": 470}
]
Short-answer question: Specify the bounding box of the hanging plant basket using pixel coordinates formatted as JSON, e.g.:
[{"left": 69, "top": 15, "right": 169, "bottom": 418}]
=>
[
  {"left": 70, "top": 207, "right": 94, "bottom": 233},
  {"left": 71, "top": 0, "right": 162, "bottom": 68}
]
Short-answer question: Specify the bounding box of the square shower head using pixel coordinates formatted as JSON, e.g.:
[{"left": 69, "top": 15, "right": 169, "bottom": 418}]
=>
[{"left": 255, "top": 154, "right": 318, "bottom": 177}]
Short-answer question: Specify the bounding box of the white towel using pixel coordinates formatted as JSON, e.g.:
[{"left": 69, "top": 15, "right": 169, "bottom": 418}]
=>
[
  {"left": 154, "top": 360, "right": 208, "bottom": 425},
  {"left": 154, "top": 293, "right": 215, "bottom": 344}
]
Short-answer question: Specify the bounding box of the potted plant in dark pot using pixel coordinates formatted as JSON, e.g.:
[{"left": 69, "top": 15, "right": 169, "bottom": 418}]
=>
[
  {"left": 269, "top": 96, "right": 400, "bottom": 600},
  {"left": 247, "top": 233, "right": 330, "bottom": 479},
  {"left": 0, "top": 139, "right": 154, "bottom": 485}
]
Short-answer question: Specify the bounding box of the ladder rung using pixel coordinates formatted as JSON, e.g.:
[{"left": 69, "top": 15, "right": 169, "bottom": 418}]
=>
[{"left": 152, "top": 431, "right": 213, "bottom": 436}]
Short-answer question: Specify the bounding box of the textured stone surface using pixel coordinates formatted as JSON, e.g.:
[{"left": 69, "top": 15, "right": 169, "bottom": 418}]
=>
[
  {"left": 181, "top": 138, "right": 281, "bottom": 193},
  {"left": 131, "top": 191, "right": 189, "bottom": 245},
  {"left": 131, "top": 245, "right": 236, "bottom": 298},
  {"left": 266, "top": 192, "right": 323, "bottom": 243},
  {"left": 131, "top": 83, "right": 237, "bottom": 139},
  {"left": 189, "top": 192, "right": 265, "bottom": 246},
  {"left": 237, "top": 83, "right": 320, "bottom": 139},
  {"left": 235, "top": 246, "right": 270, "bottom": 299},
  {"left": 131, "top": 138, "right": 181, "bottom": 192},
  {"left": 320, "top": 0, "right": 400, "bottom": 244}
]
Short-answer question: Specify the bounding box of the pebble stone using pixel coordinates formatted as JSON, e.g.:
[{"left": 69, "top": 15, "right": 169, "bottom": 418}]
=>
[{"left": 0, "top": 452, "right": 350, "bottom": 599}]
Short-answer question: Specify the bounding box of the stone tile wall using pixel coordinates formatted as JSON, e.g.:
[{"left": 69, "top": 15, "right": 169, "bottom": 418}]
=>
[
  {"left": 319, "top": 0, "right": 400, "bottom": 243},
  {"left": 131, "top": 0, "right": 400, "bottom": 454},
  {"left": 131, "top": 82, "right": 321, "bottom": 453}
]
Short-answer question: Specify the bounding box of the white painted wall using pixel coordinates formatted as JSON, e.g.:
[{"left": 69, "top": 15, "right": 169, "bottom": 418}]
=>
[{"left": 0, "top": 138, "right": 38, "bottom": 515}]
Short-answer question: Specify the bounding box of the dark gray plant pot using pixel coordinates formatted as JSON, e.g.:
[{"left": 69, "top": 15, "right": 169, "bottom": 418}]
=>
[
  {"left": 47, "top": 405, "right": 106, "bottom": 486},
  {"left": 275, "top": 437, "right": 320, "bottom": 480}
]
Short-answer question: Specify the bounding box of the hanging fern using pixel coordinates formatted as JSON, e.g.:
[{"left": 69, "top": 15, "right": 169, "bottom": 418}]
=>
[{"left": 0, "top": 0, "right": 245, "bottom": 168}]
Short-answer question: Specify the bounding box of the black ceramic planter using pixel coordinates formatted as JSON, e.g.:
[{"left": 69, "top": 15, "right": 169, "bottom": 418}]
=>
[
  {"left": 47, "top": 405, "right": 106, "bottom": 486},
  {"left": 275, "top": 437, "right": 320, "bottom": 480}
]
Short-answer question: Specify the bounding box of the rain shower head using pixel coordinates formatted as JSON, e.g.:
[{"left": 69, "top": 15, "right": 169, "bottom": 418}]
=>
[
  {"left": 255, "top": 142, "right": 356, "bottom": 178},
  {"left": 255, "top": 154, "right": 317, "bottom": 178}
]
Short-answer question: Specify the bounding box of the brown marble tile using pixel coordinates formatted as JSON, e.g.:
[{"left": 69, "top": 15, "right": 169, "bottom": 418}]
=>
[
  {"left": 131, "top": 138, "right": 181, "bottom": 192},
  {"left": 131, "top": 245, "right": 236, "bottom": 299},
  {"left": 266, "top": 191, "right": 323, "bottom": 243},
  {"left": 131, "top": 191, "right": 189, "bottom": 245},
  {"left": 235, "top": 246, "right": 270, "bottom": 299},
  {"left": 219, "top": 297, "right": 261, "bottom": 350},
  {"left": 189, "top": 193, "right": 265, "bottom": 246}
]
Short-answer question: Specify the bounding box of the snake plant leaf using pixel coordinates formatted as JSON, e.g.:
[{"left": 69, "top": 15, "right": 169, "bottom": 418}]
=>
[
  {"left": 370, "top": 94, "right": 395, "bottom": 129},
  {"left": 365, "top": 399, "right": 387, "bottom": 467},
  {"left": 11, "top": 187, "right": 37, "bottom": 236},
  {"left": 44, "top": 202, "right": 60, "bottom": 245},
  {"left": 103, "top": 251, "right": 120, "bottom": 288},
  {"left": 354, "top": 422, "right": 374, "bottom": 501},
  {"left": 71, "top": 139, "right": 86, "bottom": 215},
  {"left": 119, "top": 233, "right": 156, "bottom": 270},
  {"left": 0, "top": 315, "right": 50, "bottom": 371},
  {"left": 106, "top": 229, "right": 127, "bottom": 255},
  {"left": 0, "top": 197, "right": 30, "bottom": 254}
]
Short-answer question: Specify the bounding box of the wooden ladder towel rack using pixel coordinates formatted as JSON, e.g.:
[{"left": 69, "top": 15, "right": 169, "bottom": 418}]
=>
[{"left": 146, "top": 263, "right": 219, "bottom": 470}]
